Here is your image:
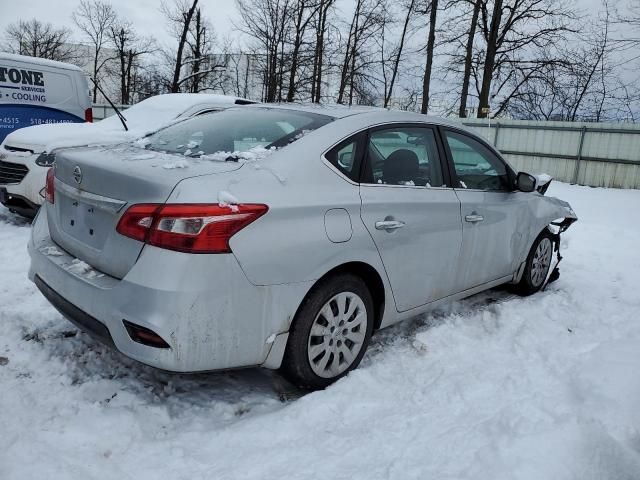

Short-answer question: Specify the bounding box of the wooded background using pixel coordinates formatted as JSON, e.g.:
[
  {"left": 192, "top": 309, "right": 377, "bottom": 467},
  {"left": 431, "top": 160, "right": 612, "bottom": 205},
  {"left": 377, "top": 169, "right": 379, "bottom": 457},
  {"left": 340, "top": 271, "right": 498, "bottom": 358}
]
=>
[{"left": 4, "top": 0, "right": 640, "bottom": 121}]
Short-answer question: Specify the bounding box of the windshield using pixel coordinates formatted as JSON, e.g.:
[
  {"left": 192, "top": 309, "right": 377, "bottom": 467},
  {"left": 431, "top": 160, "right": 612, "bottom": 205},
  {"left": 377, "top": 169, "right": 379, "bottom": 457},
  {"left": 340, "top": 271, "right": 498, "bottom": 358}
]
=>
[{"left": 144, "top": 108, "right": 333, "bottom": 157}]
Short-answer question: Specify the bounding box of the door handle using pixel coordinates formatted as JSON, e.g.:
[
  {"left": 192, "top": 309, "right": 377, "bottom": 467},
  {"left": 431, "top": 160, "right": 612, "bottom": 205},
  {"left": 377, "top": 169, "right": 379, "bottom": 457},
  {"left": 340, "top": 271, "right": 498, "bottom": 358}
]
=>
[
  {"left": 465, "top": 214, "right": 484, "bottom": 223},
  {"left": 375, "top": 220, "right": 405, "bottom": 231}
]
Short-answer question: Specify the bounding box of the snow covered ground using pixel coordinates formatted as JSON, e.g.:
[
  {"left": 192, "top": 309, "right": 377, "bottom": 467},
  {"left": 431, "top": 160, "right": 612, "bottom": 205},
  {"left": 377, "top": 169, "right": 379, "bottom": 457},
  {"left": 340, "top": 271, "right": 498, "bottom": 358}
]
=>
[{"left": 1, "top": 182, "right": 639, "bottom": 480}]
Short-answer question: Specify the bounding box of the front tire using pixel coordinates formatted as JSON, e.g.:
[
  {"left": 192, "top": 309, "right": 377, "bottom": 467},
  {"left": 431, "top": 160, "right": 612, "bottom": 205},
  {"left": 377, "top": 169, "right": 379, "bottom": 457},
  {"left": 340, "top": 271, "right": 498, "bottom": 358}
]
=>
[
  {"left": 515, "top": 229, "right": 555, "bottom": 296},
  {"left": 281, "top": 274, "right": 374, "bottom": 390}
]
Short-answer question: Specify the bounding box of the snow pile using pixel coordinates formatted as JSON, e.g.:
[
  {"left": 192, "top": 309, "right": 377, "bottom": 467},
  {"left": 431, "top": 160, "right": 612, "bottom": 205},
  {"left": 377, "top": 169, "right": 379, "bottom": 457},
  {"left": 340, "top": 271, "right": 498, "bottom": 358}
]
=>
[
  {"left": 535, "top": 173, "right": 552, "bottom": 184},
  {"left": 40, "top": 245, "right": 63, "bottom": 257},
  {"left": 1, "top": 183, "right": 640, "bottom": 479},
  {"left": 218, "top": 190, "right": 240, "bottom": 210},
  {"left": 199, "top": 145, "right": 276, "bottom": 163},
  {"left": 66, "top": 258, "right": 104, "bottom": 279},
  {"left": 151, "top": 146, "right": 277, "bottom": 170},
  {"left": 161, "top": 159, "right": 190, "bottom": 169}
]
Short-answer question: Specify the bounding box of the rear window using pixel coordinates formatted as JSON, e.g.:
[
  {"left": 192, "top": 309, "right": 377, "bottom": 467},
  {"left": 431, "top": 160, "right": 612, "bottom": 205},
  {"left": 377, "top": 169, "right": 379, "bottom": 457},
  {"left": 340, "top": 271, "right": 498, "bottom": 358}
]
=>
[{"left": 144, "top": 108, "right": 333, "bottom": 156}]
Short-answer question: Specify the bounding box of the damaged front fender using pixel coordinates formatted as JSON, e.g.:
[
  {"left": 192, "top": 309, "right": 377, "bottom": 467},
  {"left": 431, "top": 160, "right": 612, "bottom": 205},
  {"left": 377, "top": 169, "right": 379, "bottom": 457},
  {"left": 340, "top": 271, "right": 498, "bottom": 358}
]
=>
[
  {"left": 511, "top": 193, "right": 578, "bottom": 285},
  {"left": 536, "top": 195, "right": 578, "bottom": 231}
]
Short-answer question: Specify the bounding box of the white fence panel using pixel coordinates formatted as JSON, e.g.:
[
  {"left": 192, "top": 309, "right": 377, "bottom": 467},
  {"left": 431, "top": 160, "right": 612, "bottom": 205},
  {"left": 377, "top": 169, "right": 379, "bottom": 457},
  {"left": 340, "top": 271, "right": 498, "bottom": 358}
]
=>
[{"left": 461, "top": 119, "right": 640, "bottom": 189}]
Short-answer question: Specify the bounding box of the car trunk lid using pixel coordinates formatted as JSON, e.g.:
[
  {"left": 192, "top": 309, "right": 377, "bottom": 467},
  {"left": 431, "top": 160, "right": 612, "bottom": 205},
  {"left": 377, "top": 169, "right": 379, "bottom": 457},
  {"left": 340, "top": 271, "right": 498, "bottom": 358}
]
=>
[{"left": 48, "top": 145, "right": 242, "bottom": 279}]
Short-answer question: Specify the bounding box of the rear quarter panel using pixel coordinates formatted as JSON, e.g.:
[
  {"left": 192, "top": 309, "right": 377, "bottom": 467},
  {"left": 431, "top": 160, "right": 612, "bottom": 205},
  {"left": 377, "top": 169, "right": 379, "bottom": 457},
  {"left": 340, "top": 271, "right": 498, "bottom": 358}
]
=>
[
  {"left": 169, "top": 141, "right": 387, "bottom": 285},
  {"left": 167, "top": 134, "right": 396, "bottom": 324}
]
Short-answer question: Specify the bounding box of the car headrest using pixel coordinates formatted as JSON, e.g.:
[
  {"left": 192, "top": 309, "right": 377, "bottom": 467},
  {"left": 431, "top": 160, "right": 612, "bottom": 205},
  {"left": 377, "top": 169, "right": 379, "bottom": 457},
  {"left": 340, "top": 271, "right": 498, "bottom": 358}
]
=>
[{"left": 383, "top": 149, "right": 419, "bottom": 185}]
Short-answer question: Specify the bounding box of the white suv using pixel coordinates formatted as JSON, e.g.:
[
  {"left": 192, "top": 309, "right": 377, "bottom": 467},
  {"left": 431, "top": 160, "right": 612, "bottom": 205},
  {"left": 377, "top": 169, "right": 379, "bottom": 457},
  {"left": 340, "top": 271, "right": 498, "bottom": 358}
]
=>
[{"left": 0, "top": 93, "right": 255, "bottom": 218}]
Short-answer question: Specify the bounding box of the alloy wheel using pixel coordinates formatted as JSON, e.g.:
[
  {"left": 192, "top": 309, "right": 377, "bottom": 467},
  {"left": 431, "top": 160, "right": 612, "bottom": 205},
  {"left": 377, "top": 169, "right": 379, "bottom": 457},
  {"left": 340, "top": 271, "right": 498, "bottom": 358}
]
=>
[{"left": 531, "top": 237, "right": 553, "bottom": 287}]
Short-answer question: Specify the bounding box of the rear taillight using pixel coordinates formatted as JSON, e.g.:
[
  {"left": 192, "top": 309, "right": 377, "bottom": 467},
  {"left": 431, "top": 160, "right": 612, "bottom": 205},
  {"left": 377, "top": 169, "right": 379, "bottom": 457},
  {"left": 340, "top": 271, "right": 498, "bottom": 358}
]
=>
[
  {"left": 45, "top": 168, "right": 55, "bottom": 204},
  {"left": 84, "top": 108, "right": 93, "bottom": 123},
  {"left": 116, "top": 203, "right": 268, "bottom": 253},
  {"left": 116, "top": 204, "right": 159, "bottom": 241}
]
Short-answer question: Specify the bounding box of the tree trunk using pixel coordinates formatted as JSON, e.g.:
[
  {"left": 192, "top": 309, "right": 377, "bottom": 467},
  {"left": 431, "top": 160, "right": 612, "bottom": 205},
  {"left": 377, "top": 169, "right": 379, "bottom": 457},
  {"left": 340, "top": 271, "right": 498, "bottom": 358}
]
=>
[
  {"left": 311, "top": 1, "right": 327, "bottom": 103},
  {"left": 92, "top": 53, "right": 99, "bottom": 102},
  {"left": 170, "top": 0, "right": 198, "bottom": 93},
  {"left": 286, "top": 3, "right": 306, "bottom": 102},
  {"left": 125, "top": 51, "right": 133, "bottom": 104},
  {"left": 119, "top": 51, "right": 127, "bottom": 103},
  {"left": 192, "top": 9, "right": 202, "bottom": 93},
  {"left": 421, "top": 0, "right": 438, "bottom": 114},
  {"left": 314, "top": 2, "right": 330, "bottom": 102},
  {"left": 385, "top": 0, "right": 414, "bottom": 108},
  {"left": 244, "top": 54, "right": 250, "bottom": 98},
  {"left": 348, "top": 32, "right": 359, "bottom": 105},
  {"left": 477, "top": 0, "right": 502, "bottom": 118},
  {"left": 459, "top": 0, "right": 481, "bottom": 118},
  {"left": 337, "top": 0, "right": 360, "bottom": 104},
  {"left": 277, "top": 31, "right": 286, "bottom": 101}
]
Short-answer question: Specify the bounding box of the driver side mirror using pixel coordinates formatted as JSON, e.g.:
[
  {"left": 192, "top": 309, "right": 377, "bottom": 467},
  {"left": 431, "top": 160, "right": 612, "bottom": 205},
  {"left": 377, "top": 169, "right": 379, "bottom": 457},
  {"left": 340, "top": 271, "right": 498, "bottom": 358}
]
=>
[{"left": 516, "top": 172, "right": 537, "bottom": 192}]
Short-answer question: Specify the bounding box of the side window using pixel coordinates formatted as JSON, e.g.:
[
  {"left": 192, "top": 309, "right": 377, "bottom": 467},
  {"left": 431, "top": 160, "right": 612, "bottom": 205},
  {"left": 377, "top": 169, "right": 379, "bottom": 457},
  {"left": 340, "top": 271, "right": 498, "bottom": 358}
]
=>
[
  {"left": 362, "top": 127, "right": 444, "bottom": 187},
  {"left": 325, "top": 134, "right": 363, "bottom": 182},
  {"left": 444, "top": 130, "right": 511, "bottom": 191}
]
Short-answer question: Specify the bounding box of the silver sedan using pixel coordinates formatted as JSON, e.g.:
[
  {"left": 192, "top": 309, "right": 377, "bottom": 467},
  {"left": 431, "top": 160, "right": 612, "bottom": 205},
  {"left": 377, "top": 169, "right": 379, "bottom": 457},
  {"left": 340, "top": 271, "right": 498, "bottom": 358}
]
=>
[{"left": 28, "top": 105, "right": 577, "bottom": 389}]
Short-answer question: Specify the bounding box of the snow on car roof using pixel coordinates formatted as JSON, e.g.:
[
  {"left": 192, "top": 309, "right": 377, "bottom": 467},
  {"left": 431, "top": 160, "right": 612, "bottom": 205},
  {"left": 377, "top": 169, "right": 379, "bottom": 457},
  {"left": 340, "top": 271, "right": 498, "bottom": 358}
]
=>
[
  {"left": 99, "top": 93, "right": 253, "bottom": 129},
  {"left": 1, "top": 93, "right": 255, "bottom": 152},
  {"left": 0, "top": 52, "right": 85, "bottom": 73},
  {"left": 127, "top": 93, "right": 254, "bottom": 112}
]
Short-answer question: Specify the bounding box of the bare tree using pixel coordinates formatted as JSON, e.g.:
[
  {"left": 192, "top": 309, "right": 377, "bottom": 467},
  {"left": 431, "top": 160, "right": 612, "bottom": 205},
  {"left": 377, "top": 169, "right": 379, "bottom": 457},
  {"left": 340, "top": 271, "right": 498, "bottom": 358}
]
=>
[
  {"left": 507, "top": 2, "right": 624, "bottom": 121},
  {"left": 286, "top": 1, "right": 322, "bottom": 101},
  {"left": 109, "top": 21, "right": 155, "bottom": 104},
  {"left": 475, "top": 0, "right": 576, "bottom": 118},
  {"left": 459, "top": 0, "right": 482, "bottom": 117},
  {"left": 3, "top": 19, "right": 75, "bottom": 62},
  {"left": 161, "top": 0, "right": 199, "bottom": 93},
  {"left": 618, "top": 0, "right": 640, "bottom": 40},
  {"left": 421, "top": 0, "right": 439, "bottom": 113},
  {"left": 336, "top": 0, "right": 388, "bottom": 105},
  {"left": 183, "top": 8, "right": 228, "bottom": 92},
  {"left": 73, "top": 0, "right": 117, "bottom": 102},
  {"left": 135, "top": 65, "right": 165, "bottom": 99},
  {"left": 310, "top": 0, "right": 335, "bottom": 102},
  {"left": 382, "top": 0, "right": 416, "bottom": 107},
  {"left": 218, "top": 37, "right": 261, "bottom": 99},
  {"left": 235, "top": 0, "right": 293, "bottom": 102}
]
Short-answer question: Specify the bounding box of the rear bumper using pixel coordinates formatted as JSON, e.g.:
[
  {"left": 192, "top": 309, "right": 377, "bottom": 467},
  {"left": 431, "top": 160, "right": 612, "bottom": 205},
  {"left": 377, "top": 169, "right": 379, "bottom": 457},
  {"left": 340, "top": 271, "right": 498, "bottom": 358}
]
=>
[
  {"left": 28, "top": 206, "right": 309, "bottom": 372},
  {"left": 34, "top": 275, "right": 115, "bottom": 348}
]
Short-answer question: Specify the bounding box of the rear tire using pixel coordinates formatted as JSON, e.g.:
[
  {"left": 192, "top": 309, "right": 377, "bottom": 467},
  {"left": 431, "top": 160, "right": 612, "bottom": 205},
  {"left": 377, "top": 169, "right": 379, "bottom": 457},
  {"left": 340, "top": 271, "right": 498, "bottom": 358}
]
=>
[
  {"left": 281, "top": 274, "right": 374, "bottom": 390},
  {"left": 515, "top": 229, "right": 555, "bottom": 296}
]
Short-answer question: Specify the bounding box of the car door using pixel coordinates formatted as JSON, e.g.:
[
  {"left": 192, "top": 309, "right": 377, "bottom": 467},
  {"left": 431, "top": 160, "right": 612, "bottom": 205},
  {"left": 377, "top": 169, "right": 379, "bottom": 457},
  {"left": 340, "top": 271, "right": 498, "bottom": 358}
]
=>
[
  {"left": 441, "top": 128, "right": 526, "bottom": 291},
  {"left": 359, "top": 125, "right": 463, "bottom": 312}
]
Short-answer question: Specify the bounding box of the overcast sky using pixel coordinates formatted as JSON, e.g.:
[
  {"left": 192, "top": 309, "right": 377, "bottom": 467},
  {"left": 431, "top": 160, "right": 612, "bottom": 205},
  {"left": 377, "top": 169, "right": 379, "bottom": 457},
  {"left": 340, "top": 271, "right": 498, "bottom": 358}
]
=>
[
  {"left": 0, "top": 0, "right": 241, "bottom": 48},
  {"left": 1, "top": 0, "right": 608, "bottom": 51}
]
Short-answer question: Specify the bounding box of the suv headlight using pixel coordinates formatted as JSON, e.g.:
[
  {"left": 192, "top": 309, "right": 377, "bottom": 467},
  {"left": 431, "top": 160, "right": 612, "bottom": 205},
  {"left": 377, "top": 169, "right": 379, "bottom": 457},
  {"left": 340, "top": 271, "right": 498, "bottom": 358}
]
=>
[{"left": 35, "top": 152, "right": 56, "bottom": 167}]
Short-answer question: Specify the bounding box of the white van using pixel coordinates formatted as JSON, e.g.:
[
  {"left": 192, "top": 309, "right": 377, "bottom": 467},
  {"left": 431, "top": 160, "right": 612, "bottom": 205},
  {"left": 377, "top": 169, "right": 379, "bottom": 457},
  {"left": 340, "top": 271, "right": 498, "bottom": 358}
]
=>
[{"left": 0, "top": 53, "right": 91, "bottom": 144}]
